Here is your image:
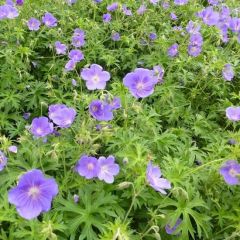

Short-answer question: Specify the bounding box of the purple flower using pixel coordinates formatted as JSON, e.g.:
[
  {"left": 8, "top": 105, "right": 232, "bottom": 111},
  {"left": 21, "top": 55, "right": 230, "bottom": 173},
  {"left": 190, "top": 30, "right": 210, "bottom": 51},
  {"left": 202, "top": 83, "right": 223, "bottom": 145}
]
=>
[
  {"left": 222, "top": 64, "right": 234, "bottom": 81},
  {"left": 109, "top": 97, "right": 121, "bottom": 110},
  {"left": 162, "top": 1, "right": 169, "bottom": 9},
  {"left": 200, "top": 7, "right": 219, "bottom": 26},
  {"left": 8, "top": 169, "right": 58, "bottom": 220},
  {"left": 27, "top": 18, "right": 41, "bottom": 31},
  {"left": 153, "top": 65, "right": 164, "bottom": 83},
  {"left": 150, "top": 0, "right": 159, "bottom": 5},
  {"left": 107, "top": 2, "right": 118, "bottom": 12},
  {"left": 55, "top": 41, "right": 67, "bottom": 55},
  {"left": 80, "top": 64, "right": 110, "bottom": 90},
  {"left": 16, "top": 0, "right": 24, "bottom": 5},
  {"left": 174, "top": 0, "right": 188, "bottom": 5},
  {"left": 122, "top": 5, "right": 132, "bottom": 16},
  {"left": 0, "top": 5, "right": 9, "bottom": 19},
  {"left": 149, "top": 32, "right": 157, "bottom": 41},
  {"left": 188, "top": 45, "right": 202, "bottom": 57},
  {"left": 65, "top": 60, "right": 76, "bottom": 72},
  {"left": 31, "top": 117, "right": 54, "bottom": 138},
  {"left": 186, "top": 21, "right": 201, "bottom": 34},
  {"left": 170, "top": 13, "right": 177, "bottom": 20},
  {"left": 208, "top": 0, "right": 219, "bottom": 5},
  {"left": 23, "top": 112, "right": 31, "bottom": 120},
  {"left": 75, "top": 155, "right": 99, "bottom": 179},
  {"left": 0, "top": 151, "right": 7, "bottom": 171},
  {"left": 97, "top": 156, "right": 120, "bottom": 183},
  {"left": 229, "top": 18, "right": 240, "bottom": 33},
  {"left": 6, "top": 0, "right": 14, "bottom": 6},
  {"left": 42, "top": 13, "right": 58, "bottom": 27},
  {"left": 137, "top": 5, "right": 147, "bottom": 15},
  {"left": 103, "top": 13, "right": 111, "bottom": 23},
  {"left": 123, "top": 68, "right": 158, "bottom": 99},
  {"left": 72, "top": 79, "right": 77, "bottom": 86},
  {"left": 189, "top": 33, "right": 203, "bottom": 46},
  {"left": 226, "top": 107, "right": 240, "bottom": 121},
  {"left": 72, "top": 29, "right": 85, "bottom": 48},
  {"left": 73, "top": 194, "right": 79, "bottom": 203},
  {"left": 94, "top": 0, "right": 102, "bottom": 3},
  {"left": 165, "top": 218, "right": 182, "bottom": 235},
  {"left": 49, "top": 104, "right": 76, "bottom": 128},
  {"left": 69, "top": 49, "right": 84, "bottom": 63},
  {"left": 89, "top": 100, "right": 113, "bottom": 121},
  {"left": 220, "top": 160, "right": 240, "bottom": 185},
  {"left": 0, "top": 5, "right": 19, "bottom": 19},
  {"left": 168, "top": 43, "right": 179, "bottom": 57},
  {"left": 111, "top": 32, "right": 120, "bottom": 41},
  {"left": 146, "top": 162, "right": 171, "bottom": 194},
  {"left": 66, "top": 0, "right": 77, "bottom": 5},
  {"left": 8, "top": 145, "right": 18, "bottom": 153}
]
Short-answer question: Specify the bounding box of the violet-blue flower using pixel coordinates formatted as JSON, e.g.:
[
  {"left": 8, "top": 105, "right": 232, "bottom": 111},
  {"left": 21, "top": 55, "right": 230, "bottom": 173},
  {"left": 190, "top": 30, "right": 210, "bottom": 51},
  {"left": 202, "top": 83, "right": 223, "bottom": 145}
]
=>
[
  {"left": 137, "top": 5, "right": 147, "bottom": 15},
  {"left": 0, "top": 151, "right": 7, "bottom": 171},
  {"left": 69, "top": 49, "right": 84, "bottom": 63},
  {"left": 8, "top": 145, "right": 18, "bottom": 153},
  {"left": 188, "top": 45, "right": 202, "bottom": 57},
  {"left": 89, "top": 100, "right": 113, "bottom": 121},
  {"left": 200, "top": 7, "right": 219, "bottom": 26},
  {"left": 8, "top": 169, "right": 58, "bottom": 220},
  {"left": 149, "top": 32, "right": 157, "bottom": 41},
  {"left": 174, "top": 0, "right": 188, "bottom": 5},
  {"left": 27, "top": 18, "right": 41, "bottom": 31},
  {"left": 123, "top": 68, "right": 158, "bottom": 99},
  {"left": 75, "top": 155, "right": 99, "bottom": 179},
  {"left": 80, "top": 64, "right": 110, "bottom": 90},
  {"left": 66, "top": 0, "right": 77, "bottom": 5},
  {"left": 226, "top": 107, "right": 240, "bottom": 121},
  {"left": 42, "top": 12, "right": 58, "bottom": 28},
  {"left": 220, "top": 160, "right": 240, "bottom": 185},
  {"left": 65, "top": 60, "right": 76, "bottom": 72},
  {"left": 168, "top": 43, "right": 179, "bottom": 57},
  {"left": 229, "top": 18, "right": 240, "bottom": 33},
  {"left": 16, "top": 0, "right": 24, "bottom": 5},
  {"left": 55, "top": 41, "right": 67, "bottom": 55},
  {"left": 153, "top": 65, "right": 164, "bottom": 83},
  {"left": 146, "top": 162, "right": 171, "bottom": 194},
  {"left": 170, "top": 12, "right": 177, "bottom": 20},
  {"left": 165, "top": 218, "right": 182, "bottom": 235},
  {"left": 103, "top": 13, "right": 111, "bottom": 23},
  {"left": 31, "top": 117, "right": 54, "bottom": 138},
  {"left": 97, "top": 156, "right": 120, "bottom": 183},
  {"left": 150, "top": 0, "right": 159, "bottom": 5},
  {"left": 111, "top": 32, "right": 120, "bottom": 41},
  {"left": 72, "top": 29, "right": 85, "bottom": 48},
  {"left": 109, "top": 97, "right": 121, "bottom": 110},
  {"left": 189, "top": 33, "right": 203, "bottom": 46},
  {"left": 107, "top": 2, "right": 118, "bottom": 12},
  {"left": 186, "top": 21, "right": 201, "bottom": 34},
  {"left": 222, "top": 64, "right": 234, "bottom": 81},
  {"left": 49, "top": 104, "right": 76, "bottom": 128},
  {"left": 122, "top": 5, "right": 132, "bottom": 16}
]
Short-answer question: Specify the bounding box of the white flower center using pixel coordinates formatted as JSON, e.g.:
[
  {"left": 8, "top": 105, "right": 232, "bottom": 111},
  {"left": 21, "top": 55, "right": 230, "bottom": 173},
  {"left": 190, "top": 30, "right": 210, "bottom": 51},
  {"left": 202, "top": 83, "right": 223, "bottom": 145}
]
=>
[
  {"left": 87, "top": 163, "right": 94, "bottom": 170},
  {"left": 28, "top": 186, "right": 40, "bottom": 198},
  {"left": 92, "top": 75, "right": 99, "bottom": 83}
]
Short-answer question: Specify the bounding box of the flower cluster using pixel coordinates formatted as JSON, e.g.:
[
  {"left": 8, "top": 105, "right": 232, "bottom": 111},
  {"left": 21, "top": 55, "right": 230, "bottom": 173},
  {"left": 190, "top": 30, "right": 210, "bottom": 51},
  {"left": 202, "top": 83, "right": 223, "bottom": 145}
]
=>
[
  {"left": 75, "top": 155, "right": 120, "bottom": 183},
  {"left": 31, "top": 104, "right": 76, "bottom": 138},
  {"left": 89, "top": 97, "right": 121, "bottom": 121}
]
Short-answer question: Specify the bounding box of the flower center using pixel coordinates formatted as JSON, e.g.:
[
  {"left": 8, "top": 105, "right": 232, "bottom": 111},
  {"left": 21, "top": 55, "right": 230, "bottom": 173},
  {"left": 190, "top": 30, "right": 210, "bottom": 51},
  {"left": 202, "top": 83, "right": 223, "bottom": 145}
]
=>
[
  {"left": 0, "top": 156, "right": 3, "bottom": 164},
  {"left": 87, "top": 163, "right": 94, "bottom": 170},
  {"left": 36, "top": 128, "right": 43, "bottom": 134},
  {"left": 229, "top": 168, "right": 237, "bottom": 177},
  {"left": 92, "top": 75, "right": 99, "bottom": 83},
  {"left": 136, "top": 82, "right": 144, "bottom": 90},
  {"left": 28, "top": 186, "right": 40, "bottom": 198}
]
